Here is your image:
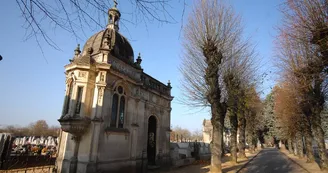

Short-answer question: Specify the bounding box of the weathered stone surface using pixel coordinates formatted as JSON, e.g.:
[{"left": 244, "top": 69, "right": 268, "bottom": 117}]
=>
[
  {"left": 56, "top": 3, "right": 173, "bottom": 173},
  {"left": 170, "top": 142, "right": 211, "bottom": 168}
]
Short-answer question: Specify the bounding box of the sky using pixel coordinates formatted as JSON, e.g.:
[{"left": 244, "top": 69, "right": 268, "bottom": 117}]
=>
[{"left": 0, "top": 0, "right": 283, "bottom": 131}]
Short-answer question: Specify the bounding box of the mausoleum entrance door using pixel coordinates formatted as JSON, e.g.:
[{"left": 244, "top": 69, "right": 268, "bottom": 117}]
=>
[{"left": 147, "top": 116, "right": 157, "bottom": 165}]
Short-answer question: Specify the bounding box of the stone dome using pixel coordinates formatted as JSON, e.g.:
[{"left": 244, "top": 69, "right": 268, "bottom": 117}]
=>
[{"left": 81, "top": 28, "right": 134, "bottom": 64}]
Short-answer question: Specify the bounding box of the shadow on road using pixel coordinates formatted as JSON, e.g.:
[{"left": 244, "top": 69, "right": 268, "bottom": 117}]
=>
[{"left": 239, "top": 148, "right": 308, "bottom": 173}]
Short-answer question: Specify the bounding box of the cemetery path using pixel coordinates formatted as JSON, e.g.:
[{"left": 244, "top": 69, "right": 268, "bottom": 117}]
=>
[{"left": 239, "top": 148, "right": 308, "bottom": 173}]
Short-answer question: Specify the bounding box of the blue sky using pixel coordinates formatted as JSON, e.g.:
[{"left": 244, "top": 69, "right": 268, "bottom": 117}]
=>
[{"left": 0, "top": 0, "right": 283, "bottom": 131}]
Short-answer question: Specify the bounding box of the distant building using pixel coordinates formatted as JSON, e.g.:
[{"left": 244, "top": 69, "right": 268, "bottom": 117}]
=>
[
  {"left": 202, "top": 119, "right": 235, "bottom": 147},
  {"left": 202, "top": 119, "right": 213, "bottom": 144}
]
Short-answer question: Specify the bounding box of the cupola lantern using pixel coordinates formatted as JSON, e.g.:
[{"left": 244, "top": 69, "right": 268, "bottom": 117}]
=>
[{"left": 107, "top": 0, "right": 120, "bottom": 30}]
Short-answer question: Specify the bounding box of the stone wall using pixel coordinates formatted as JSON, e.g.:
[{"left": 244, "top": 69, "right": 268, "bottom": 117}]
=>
[{"left": 170, "top": 142, "right": 211, "bottom": 167}]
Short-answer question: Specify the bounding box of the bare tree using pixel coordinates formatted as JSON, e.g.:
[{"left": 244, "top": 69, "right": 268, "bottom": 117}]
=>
[
  {"left": 0, "top": 120, "right": 60, "bottom": 137},
  {"left": 180, "top": 0, "right": 255, "bottom": 171},
  {"left": 191, "top": 129, "right": 203, "bottom": 141},
  {"left": 276, "top": 7, "right": 328, "bottom": 165},
  {"left": 29, "top": 120, "right": 49, "bottom": 136},
  {"left": 281, "top": 0, "right": 328, "bottom": 60},
  {"left": 275, "top": 32, "right": 317, "bottom": 161},
  {"left": 172, "top": 126, "right": 191, "bottom": 141},
  {"left": 15, "top": 0, "right": 186, "bottom": 52},
  {"left": 222, "top": 46, "right": 257, "bottom": 162},
  {"left": 245, "top": 88, "right": 262, "bottom": 154}
]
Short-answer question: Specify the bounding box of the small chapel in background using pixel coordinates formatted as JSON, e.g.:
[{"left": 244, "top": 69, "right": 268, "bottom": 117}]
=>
[{"left": 56, "top": 2, "right": 173, "bottom": 172}]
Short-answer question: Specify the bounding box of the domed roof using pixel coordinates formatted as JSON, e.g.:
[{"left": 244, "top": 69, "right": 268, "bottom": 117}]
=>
[{"left": 81, "top": 28, "right": 134, "bottom": 64}]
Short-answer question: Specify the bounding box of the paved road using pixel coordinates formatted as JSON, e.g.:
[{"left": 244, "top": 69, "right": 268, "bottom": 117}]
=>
[{"left": 239, "top": 148, "right": 308, "bottom": 173}]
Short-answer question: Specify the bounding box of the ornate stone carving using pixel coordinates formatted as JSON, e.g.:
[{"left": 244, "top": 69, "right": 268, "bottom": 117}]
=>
[
  {"left": 79, "top": 71, "right": 86, "bottom": 78},
  {"left": 109, "top": 59, "right": 137, "bottom": 80},
  {"left": 58, "top": 117, "right": 91, "bottom": 137},
  {"left": 135, "top": 88, "right": 140, "bottom": 97},
  {"left": 98, "top": 87, "right": 105, "bottom": 104},
  {"left": 100, "top": 72, "right": 105, "bottom": 82},
  {"left": 66, "top": 72, "right": 76, "bottom": 84}
]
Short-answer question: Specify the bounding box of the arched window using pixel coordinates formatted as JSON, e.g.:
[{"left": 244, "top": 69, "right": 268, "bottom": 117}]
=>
[
  {"left": 110, "top": 94, "right": 118, "bottom": 127},
  {"left": 110, "top": 86, "right": 126, "bottom": 128},
  {"left": 109, "top": 15, "right": 113, "bottom": 24},
  {"left": 65, "top": 81, "right": 74, "bottom": 114},
  {"left": 75, "top": 86, "right": 84, "bottom": 114}
]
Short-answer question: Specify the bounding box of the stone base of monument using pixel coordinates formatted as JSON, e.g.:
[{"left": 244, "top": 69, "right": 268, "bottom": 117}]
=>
[
  {"left": 199, "top": 154, "right": 211, "bottom": 161},
  {"left": 147, "top": 165, "right": 160, "bottom": 170},
  {"left": 169, "top": 142, "right": 211, "bottom": 168},
  {"left": 171, "top": 157, "right": 196, "bottom": 168}
]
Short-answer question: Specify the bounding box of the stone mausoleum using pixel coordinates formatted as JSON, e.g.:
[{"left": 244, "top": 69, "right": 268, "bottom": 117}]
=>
[{"left": 56, "top": 3, "right": 173, "bottom": 173}]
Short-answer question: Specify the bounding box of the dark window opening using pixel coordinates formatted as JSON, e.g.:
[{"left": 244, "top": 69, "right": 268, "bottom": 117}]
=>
[
  {"left": 110, "top": 94, "right": 119, "bottom": 127},
  {"left": 110, "top": 86, "right": 126, "bottom": 128},
  {"left": 65, "top": 83, "right": 73, "bottom": 114},
  {"left": 118, "top": 86, "right": 123, "bottom": 94},
  {"left": 75, "top": 86, "right": 83, "bottom": 114},
  {"left": 118, "top": 96, "right": 125, "bottom": 128}
]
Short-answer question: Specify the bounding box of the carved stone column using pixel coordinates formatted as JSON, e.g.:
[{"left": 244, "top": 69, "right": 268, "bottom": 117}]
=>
[
  {"left": 70, "top": 136, "right": 81, "bottom": 173},
  {"left": 95, "top": 86, "right": 105, "bottom": 120},
  {"left": 58, "top": 117, "right": 90, "bottom": 173}
]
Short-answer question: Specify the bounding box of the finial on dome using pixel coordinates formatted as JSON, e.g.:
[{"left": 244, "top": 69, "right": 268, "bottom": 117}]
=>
[
  {"left": 107, "top": 0, "right": 121, "bottom": 30},
  {"left": 167, "top": 80, "right": 171, "bottom": 88},
  {"left": 135, "top": 52, "right": 142, "bottom": 69},
  {"left": 114, "top": 0, "right": 118, "bottom": 8},
  {"left": 137, "top": 53, "right": 142, "bottom": 60},
  {"left": 74, "top": 44, "right": 81, "bottom": 56}
]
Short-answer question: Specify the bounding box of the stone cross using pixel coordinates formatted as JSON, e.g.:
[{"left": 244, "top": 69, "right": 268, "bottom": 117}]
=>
[{"left": 114, "top": 0, "right": 118, "bottom": 7}]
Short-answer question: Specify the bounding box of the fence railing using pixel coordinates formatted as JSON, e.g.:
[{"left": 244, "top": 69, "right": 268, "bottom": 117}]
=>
[{"left": 0, "top": 155, "right": 56, "bottom": 170}]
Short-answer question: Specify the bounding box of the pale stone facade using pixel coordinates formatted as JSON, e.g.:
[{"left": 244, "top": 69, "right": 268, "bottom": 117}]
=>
[
  {"left": 202, "top": 119, "right": 233, "bottom": 147},
  {"left": 202, "top": 119, "right": 213, "bottom": 144},
  {"left": 56, "top": 4, "right": 173, "bottom": 173}
]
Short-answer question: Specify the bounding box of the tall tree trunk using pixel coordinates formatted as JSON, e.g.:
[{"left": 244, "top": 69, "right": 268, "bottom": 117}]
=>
[
  {"left": 204, "top": 43, "right": 225, "bottom": 172},
  {"left": 288, "top": 139, "right": 293, "bottom": 154},
  {"left": 311, "top": 113, "right": 328, "bottom": 170},
  {"left": 296, "top": 131, "right": 304, "bottom": 158},
  {"left": 210, "top": 104, "right": 225, "bottom": 173},
  {"left": 252, "top": 136, "right": 257, "bottom": 152},
  {"left": 304, "top": 116, "right": 315, "bottom": 163},
  {"left": 229, "top": 112, "right": 238, "bottom": 164},
  {"left": 238, "top": 114, "right": 247, "bottom": 159},
  {"left": 246, "top": 134, "right": 254, "bottom": 154},
  {"left": 293, "top": 137, "right": 298, "bottom": 156},
  {"left": 284, "top": 140, "right": 288, "bottom": 150},
  {"left": 312, "top": 78, "right": 328, "bottom": 170},
  {"left": 246, "top": 111, "right": 255, "bottom": 154},
  {"left": 222, "top": 132, "right": 225, "bottom": 157}
]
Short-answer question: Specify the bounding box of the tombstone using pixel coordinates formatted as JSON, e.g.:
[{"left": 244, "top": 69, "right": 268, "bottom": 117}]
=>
[
  {"left": 36, "top": 138, "right": 41, "bottom": 145},
  {"left": 49, "top": 137, "right": 56, "bottom": 146},
  {"left": 177, "top": 143, "right": 192, "bottom": 158},
  {"left": 46, "top": 137, "right": 50, "bottom": 145},
  {"left": 170, "top": 142, "right": 196, "bottom": 168},
  {"left": 196, "top": 142, "right": 211, "bottom": 160},
  {"left": 23, "top": 137, "right": 28, "bottom": 145},
  {"left": 40, "top": 136, "right": 45, "bottom": 145},
  {"left": 19, "top": 137, "right": 22, "bottom": 145},
  {"left": 14, "top": 138, "right": 19, "bottom": 146}
]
